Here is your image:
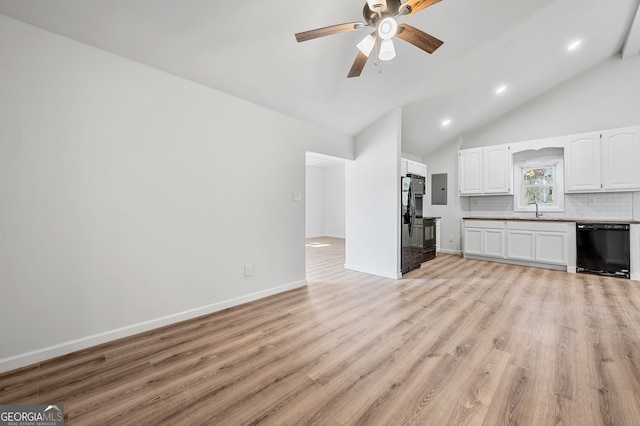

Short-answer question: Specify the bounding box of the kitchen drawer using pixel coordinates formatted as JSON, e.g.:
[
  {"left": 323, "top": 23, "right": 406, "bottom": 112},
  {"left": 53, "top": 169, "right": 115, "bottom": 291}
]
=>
[{"left": 507, "top": 221, "right": 569, "bottom": 233}]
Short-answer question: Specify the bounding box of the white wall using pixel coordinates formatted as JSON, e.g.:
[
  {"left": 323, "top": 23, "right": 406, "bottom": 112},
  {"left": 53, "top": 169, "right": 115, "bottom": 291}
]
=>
[
  {"left": 461, "top": 54, "right": 640, "bottom": 148},
  {"left": 422, "top": 140, "right": 465, "bottom": 254},
  {"left": 305, "top": 164, "right": 345, "bottom": 239},
  {"left": 345, "top": 109, "right": 401, "bottom": 279},
  {"left": 0, "top": 15, "right": 353, "bottom": 372},
  {"left": 325, "top": 165, "right": 345, "bottom": 238},
  {"left": 305, "top": 166, "right": 326, "bottom": 238},
  {"left": 401, "top": 152, "right": 423, "bottom": 162}
]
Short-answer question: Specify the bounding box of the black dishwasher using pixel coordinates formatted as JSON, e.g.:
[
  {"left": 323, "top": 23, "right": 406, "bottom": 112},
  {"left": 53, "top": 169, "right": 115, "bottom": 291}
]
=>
[{"left": 576, "top": 223, "right": 630, "bottom": 279}]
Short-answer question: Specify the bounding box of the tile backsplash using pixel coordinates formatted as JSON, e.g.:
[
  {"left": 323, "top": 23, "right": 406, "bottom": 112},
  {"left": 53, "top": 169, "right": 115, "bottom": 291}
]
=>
[
  {"left": 469, "top": 192, "right": 634, "bottom": 221},
  {"left": 565, "top": 193, "right": 633, "bottom": 220}
]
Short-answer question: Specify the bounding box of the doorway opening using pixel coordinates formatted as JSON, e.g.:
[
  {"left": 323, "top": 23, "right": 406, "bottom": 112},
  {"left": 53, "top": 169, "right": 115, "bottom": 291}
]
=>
[{"left": 305, "top": 152, "right": 348, "bottom": 279}]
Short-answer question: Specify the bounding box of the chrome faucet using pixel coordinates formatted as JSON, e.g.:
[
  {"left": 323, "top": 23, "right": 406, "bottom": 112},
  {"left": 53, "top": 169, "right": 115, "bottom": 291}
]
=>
[{"left": 528, "top": 202, "right": 542, "bottom": 218}]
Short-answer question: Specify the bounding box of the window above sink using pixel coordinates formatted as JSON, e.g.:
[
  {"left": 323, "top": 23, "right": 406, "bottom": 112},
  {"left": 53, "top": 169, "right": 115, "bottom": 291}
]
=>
[{"left": 514, "top": 148, "right": 565, "bottom": 214}]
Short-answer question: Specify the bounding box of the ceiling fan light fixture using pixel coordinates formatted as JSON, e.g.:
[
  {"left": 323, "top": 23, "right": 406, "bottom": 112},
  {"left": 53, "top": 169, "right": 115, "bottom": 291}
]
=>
[
  {"left": 378, "top": 39, "right": 396, "bottom": 61},
  {"left": 357, "top": 34, "right": 376, "bottom": 57},
  {"left": 294, "top": 0, "right": 444, "bottom": 78},
  {"left": 377, "top": 17, "right": 398, "bottom": 40}
]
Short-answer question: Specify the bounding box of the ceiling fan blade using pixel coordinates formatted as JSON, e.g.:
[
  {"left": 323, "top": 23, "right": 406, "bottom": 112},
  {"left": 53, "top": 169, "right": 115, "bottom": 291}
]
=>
[
  {"left": 397, "top": 24, "right": 443, "bottom": 54},
  {"left": 347, "top": 51, "right": 369, "bottom": 78},
  {"left": 295, "top": 22, "right": 366, "bottom": 42},
  {"left": 398, "top": 0, "right": 441, "bottom": 16}
]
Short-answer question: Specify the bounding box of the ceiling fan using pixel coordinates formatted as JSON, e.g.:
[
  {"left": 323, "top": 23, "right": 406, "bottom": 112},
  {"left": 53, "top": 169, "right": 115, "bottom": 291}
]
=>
[{"left": 295, "top": 0, "right": 444, "bottom": 78}]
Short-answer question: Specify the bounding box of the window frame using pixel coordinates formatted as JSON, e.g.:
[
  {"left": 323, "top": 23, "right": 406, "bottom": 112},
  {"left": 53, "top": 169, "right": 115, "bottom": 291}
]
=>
[{"left": 513, "top": 158, "right": 564, "bottom": 213}]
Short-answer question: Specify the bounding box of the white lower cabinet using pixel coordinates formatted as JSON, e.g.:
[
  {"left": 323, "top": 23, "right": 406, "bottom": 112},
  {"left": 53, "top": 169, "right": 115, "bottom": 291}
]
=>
[
  {"left": 506, "top": 231, "right": 535, "bottom": 260},
  {"left": 484, "top": 229, "right": 506, "bottom": 257},
  {"left": 505, "top": 221, "right": 568, "bottom": 265},
  {"left": 536, "top": 232, "right": 567, "bottom": 264},
  {"left": 464, "top": 220, "right": 569, "bottom": 269},
  {"left": 463, "top": 220, "right": 505, "bottom": 258},
  {"left": 464, "top": 228, "right": 483, "bottom": 255}
]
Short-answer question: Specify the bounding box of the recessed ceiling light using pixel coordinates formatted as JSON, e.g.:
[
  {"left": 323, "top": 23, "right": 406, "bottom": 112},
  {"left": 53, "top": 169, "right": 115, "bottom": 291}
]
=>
[
  {"left": 441, "top": 119, "right": 451, "bottom": 127},
  {"left": 495, "top": 85, "right": 507, "bottom": 95},
  {"left": 567, "top": 39, "right": 582, "bottom": 51}
]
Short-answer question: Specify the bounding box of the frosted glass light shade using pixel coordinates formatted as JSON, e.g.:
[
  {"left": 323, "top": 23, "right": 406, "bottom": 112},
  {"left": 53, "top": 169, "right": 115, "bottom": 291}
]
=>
[
  {"left": 357, "top": 35, "right": 376, "bottom": 57},
  {"left": 377, "top": 17, "right": 398, "bottom": 40},
  {"left": 378, "top": 39, "right": 396, "bottom": 61}
]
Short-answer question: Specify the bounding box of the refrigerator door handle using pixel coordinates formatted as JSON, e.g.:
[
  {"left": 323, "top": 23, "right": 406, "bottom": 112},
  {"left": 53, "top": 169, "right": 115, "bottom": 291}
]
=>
[
  {"left": 403, "top": 186, "right": 410, "bottom": 225},
  {"left": 409, "top": 184, "right": 415, "bottom": 236}
]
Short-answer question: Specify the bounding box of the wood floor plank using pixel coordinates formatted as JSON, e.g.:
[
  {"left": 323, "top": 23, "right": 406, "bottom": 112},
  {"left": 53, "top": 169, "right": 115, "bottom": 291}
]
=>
[
  {"left": 481, "top": 363, "right": 538, "bottom": 425},
  {"left": 437, "top": 348, "right": 511, "bottom": 425},
  {"left": 2, "top": 237, "right": 640, "bottom": 425}
]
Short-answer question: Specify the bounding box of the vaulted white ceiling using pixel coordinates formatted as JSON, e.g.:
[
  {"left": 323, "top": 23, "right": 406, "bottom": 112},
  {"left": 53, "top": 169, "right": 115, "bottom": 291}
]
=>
[{"left": 1, "top": 0, "right": 639, "bottom": 157}]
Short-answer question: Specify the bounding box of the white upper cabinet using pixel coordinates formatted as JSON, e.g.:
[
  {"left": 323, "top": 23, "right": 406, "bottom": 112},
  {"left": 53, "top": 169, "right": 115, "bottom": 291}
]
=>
[
  {"left": 483, "top": 145, "right": 512, "bottom": 194},
  {"left": 601, "top": 126, "right": 640, "bottom": 190},
  {"left": 459, "top": 145, "right": 511, "bottom": 196},
  {"left": 402, "top": 158, "right": 427, "bottom": 177},
  {"left": 565, "top": 132, "right": 601, "bottom": 192},
  {"left": 459, "top": 148, "right": 483, "bottom": 195},
  {"left": 407, "top": 159, "right": 427, "bottom": 177},
  {"left": 565, "top": 126, "right": 640, "bottom": 193},
  {"left": 457, "top": 124, "right": 640, "bottom": 197}
]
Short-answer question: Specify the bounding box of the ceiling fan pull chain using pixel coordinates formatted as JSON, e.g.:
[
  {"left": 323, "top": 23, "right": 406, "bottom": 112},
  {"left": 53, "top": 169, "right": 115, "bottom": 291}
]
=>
[{"left": 374, "top": 59, "right": 383, "bottom": 75}]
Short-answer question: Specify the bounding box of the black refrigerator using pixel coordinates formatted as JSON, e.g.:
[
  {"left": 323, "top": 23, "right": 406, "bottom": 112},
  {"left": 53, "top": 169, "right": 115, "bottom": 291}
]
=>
[{"left": 401, "top": 174, "right": 425, "bottom": 274}]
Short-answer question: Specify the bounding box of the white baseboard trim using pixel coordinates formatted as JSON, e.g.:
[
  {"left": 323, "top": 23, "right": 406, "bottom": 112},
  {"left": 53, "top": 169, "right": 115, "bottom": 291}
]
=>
[
  {"left": 306, "top": 234, "right": 345, "bottom": 239},
  {"left": 464, "top": 254, "right": 567, "bottom": 272},
  {"left": 631, "top": 273, "right": 640, "bottom": 281},
  {"left": 438, "top": 249, "right": 462, "bottom": 255},
  {"left": 324, "top": 234, "right": 345, "bottom": 239},
  {"left": 344, "top": 263, "right": 401, "bottom": 279},
  {"left": 0, "top": 280, "right": 307, "bottom": 374}
]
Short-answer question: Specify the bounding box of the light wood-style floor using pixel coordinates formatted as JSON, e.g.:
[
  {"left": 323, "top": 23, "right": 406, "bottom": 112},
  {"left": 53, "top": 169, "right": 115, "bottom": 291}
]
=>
[{"left": 2, "top": 237, "right": 640, "bottom": 425}]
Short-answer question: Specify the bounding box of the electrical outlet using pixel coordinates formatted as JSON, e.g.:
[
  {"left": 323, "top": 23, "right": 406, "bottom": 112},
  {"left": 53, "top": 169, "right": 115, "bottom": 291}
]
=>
[
  {"left": 244, "top": 265, "right": 253, "bottom": 277},
  {"left": 449, "top": 235, "right": 454, "bottom": 243},
  {"left": 588, "top": 196, "right": 596, "bottom": 205}
]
